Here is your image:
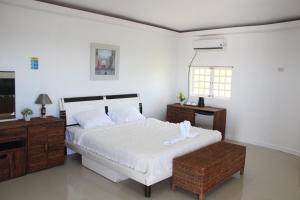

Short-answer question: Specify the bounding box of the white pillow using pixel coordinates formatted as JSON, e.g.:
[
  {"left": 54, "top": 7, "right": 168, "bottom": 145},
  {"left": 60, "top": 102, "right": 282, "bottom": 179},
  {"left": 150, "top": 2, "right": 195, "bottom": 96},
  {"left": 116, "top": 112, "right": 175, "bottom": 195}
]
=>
[
  {"left": 73, "top": 109, "right": 115, "bottom": 129},
  {"left": 108, "top": 107, "right": 145, "bottom": 124}
]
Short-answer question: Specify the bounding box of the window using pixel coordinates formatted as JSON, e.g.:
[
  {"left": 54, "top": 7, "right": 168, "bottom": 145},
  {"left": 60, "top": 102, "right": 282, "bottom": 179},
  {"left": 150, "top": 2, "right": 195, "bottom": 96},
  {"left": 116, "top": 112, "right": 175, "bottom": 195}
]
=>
[{"left": 189, "top": 66, "right": 233, "bottom": 98}]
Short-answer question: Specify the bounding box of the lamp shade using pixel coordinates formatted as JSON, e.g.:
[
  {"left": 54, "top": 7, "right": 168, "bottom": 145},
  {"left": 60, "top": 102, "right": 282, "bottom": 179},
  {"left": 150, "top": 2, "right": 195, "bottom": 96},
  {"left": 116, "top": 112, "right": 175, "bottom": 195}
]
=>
[{"left": 35, "top": 94, "right": 52, "bottom": 105}]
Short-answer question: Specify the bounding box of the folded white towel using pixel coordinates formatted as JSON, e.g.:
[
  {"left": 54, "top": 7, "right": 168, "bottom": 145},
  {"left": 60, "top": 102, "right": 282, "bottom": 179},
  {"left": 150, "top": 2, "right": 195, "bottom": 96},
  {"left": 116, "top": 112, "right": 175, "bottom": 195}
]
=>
[
  {"left": 180, "top": 120, "right": 192, "bottom": 138},
  {"left": 164, "top": 120, "right": 199, "bottom": 145}
]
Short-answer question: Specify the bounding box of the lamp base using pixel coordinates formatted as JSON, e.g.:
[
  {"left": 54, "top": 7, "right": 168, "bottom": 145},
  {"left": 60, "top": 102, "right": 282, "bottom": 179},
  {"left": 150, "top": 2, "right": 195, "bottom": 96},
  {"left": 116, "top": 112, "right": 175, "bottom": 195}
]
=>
[{"left": 41, "top": 105, "right": 47, "bottom": 118}]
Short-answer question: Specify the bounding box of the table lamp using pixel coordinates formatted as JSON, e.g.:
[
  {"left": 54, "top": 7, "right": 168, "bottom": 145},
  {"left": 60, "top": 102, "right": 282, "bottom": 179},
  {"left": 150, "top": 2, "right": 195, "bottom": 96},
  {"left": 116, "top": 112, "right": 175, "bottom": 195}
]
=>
[{"left": 35, "top": 94, "right": 52, "bottom": 118}]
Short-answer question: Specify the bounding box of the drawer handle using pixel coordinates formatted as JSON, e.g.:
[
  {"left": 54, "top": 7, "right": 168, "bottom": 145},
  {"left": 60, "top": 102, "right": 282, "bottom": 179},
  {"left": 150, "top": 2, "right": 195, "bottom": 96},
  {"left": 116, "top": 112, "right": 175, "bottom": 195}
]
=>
[{"left": 0, "top": 154, "right": 7, "bottom": 160}]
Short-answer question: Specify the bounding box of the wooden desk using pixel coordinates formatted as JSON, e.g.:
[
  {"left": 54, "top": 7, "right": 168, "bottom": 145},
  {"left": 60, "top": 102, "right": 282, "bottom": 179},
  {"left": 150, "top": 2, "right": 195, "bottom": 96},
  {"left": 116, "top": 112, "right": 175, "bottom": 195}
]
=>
[{"left": 166, "top": 104, "right": 226, "bottom": 139}]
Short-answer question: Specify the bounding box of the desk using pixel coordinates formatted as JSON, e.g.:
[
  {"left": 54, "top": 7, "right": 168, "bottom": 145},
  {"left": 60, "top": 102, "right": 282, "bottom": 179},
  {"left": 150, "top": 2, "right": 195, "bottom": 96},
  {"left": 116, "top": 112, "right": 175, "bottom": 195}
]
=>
[{"left": 166, "top": 103, "right": 226, "bottom": 139}]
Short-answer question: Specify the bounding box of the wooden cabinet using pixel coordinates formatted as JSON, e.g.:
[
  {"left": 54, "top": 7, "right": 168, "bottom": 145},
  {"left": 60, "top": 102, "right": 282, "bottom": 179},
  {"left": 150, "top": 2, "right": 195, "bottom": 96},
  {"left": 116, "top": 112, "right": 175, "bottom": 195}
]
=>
[
  {"left": 0, "top": 117, "right": 65, "bottom": 181},
  {"left": 27, "top": 121, "right": 65, "bottom": 172}
]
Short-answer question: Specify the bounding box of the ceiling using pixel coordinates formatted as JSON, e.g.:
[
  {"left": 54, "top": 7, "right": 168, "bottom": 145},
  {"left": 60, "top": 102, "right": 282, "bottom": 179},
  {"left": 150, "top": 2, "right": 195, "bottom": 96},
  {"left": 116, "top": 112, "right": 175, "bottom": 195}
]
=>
[{"left": 37, "top": 0, "right": 300, "bottom": 32}]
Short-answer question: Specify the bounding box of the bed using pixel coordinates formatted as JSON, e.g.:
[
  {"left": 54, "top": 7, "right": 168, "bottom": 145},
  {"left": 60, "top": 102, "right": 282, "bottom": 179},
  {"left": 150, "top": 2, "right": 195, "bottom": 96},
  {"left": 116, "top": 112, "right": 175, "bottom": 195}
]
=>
[{"left": 59, "top": 94, "right": 222, "bottom": 197}]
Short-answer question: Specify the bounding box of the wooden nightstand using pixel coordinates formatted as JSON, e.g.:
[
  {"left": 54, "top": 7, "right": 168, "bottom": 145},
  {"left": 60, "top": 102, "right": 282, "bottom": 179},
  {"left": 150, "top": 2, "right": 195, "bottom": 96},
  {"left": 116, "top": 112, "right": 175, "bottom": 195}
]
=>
[
  {"left": 0, "top": 116, "right": 65, "bottom": 181},
  {"left": 167, "top": 104, "right": 226, "bottom": 139}
]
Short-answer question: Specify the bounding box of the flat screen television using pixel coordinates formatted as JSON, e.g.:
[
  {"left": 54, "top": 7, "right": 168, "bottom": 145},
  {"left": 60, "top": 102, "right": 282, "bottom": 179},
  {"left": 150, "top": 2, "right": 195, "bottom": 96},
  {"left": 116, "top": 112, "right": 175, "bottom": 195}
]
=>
[
  {"left": 0, "top": 79, "right": 15, "bottom": 95},
  {"left": 0, "top": 71, "right": 15, "bottom": 120}
]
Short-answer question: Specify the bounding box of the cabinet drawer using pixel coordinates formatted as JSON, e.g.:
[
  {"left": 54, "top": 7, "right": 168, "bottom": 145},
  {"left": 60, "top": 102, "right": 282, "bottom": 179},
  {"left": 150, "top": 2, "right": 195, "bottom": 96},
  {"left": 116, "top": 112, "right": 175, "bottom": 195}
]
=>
[
  {"left": 0, "top": 128, "right": 27, "bottom": 143},
  {"left": 168, "top": 106, "right": 194, "bottom": 114},
  {"left": 167, "top": 106, "right": 181, "bottom": 112},
  {"left": 167, "top": 106, "right": 195, "bottom": 124},
  {"left": 167, "top": 109, "right": 195, "bottom": 115}
]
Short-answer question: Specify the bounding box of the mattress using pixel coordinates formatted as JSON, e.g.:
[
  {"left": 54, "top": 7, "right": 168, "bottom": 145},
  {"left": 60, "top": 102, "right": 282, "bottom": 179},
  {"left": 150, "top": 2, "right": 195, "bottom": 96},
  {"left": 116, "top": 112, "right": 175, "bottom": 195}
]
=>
[{"left": 66, "top": 118, "right": 222, "bottom": 183}]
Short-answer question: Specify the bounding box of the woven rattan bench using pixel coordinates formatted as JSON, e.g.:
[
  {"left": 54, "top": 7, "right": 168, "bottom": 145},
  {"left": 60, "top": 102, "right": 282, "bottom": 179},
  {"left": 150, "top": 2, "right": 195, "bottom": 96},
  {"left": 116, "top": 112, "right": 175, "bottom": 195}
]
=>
[{"left": 172, "top": 142, "right": 246, "bottom": 200}]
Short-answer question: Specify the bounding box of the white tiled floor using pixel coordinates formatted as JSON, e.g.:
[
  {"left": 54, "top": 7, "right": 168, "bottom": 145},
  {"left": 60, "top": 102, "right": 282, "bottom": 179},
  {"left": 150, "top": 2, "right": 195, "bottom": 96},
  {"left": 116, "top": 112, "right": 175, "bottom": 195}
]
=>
[{"left": 0, "top": 142, "right": 299, "bottom": 200}]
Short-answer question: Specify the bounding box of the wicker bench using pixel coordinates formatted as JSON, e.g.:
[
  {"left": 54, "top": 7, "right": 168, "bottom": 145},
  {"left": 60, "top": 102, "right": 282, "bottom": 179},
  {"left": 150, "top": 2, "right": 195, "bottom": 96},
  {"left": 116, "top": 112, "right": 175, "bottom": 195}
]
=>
[{"left": 172, "top": 142, "right": 246, "bottom": 200}]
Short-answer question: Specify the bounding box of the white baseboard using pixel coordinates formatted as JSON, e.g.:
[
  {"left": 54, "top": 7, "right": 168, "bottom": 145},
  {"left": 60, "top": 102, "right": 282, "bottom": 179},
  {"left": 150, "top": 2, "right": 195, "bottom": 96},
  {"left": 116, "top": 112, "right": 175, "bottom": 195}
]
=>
[{"left": 226, "top": 136, "right": 300, "bottom": 158}]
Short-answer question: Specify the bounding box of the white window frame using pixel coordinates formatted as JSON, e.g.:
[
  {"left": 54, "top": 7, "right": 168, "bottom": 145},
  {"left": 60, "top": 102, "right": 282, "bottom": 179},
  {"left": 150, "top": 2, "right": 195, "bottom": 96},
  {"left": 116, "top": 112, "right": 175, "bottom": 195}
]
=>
[{"left": 189, "top": 66, "right": 233, "bottom": 99}]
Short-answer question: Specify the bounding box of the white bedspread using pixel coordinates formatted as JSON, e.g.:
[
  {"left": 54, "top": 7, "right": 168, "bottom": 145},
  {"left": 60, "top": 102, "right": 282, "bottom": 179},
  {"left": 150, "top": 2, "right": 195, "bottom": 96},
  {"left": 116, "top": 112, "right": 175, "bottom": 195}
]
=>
[{"left": 66, "top": 118, "right": 222, "bottom": 183}]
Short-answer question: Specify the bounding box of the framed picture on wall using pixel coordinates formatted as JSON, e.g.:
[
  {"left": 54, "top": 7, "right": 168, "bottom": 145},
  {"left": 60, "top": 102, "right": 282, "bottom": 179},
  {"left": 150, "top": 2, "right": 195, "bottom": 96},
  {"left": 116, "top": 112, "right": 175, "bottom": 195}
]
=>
[{"left": 90, "top": 43, "right": 120, "bottom": 80}]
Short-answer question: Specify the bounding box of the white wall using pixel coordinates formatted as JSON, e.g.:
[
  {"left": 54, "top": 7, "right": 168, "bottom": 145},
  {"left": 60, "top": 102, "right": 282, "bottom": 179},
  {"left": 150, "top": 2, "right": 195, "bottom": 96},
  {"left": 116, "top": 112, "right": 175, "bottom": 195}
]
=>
[
  {"left": 0, "top": 1, "right": 178, "bottom": 120},
  {"left": 176, "top": 27, "right": 300, "bottom": 156},
  {"left": 1, "top": 1, "right": 299, "bottom": 157}
]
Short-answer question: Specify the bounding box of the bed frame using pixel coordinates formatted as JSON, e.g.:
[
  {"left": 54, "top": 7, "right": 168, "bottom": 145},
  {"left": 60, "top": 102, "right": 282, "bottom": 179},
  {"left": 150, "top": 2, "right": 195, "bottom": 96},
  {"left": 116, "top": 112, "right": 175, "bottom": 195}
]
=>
[{"left": 59, "top": 93, "right": 154, "bottom": 197}]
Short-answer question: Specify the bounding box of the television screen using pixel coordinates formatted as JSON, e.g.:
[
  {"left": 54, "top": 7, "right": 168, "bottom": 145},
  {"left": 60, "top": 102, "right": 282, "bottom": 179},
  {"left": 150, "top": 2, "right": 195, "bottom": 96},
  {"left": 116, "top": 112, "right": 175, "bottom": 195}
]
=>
[
  {"left": 0, "top": 78, "right": 15, "bottom": 95},
  {"left": 0, "top": 71, "right": 15, "bottom": 120}
]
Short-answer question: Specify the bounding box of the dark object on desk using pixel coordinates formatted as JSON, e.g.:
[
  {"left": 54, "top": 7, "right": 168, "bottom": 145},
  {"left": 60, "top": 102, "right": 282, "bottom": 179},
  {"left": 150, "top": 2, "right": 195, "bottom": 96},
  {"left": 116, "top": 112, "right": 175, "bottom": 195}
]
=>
[
  {"left": 166, "top": 103, "right": 226, "bottom": 139},
  {"left": 0, "top": 116, "right": 65, "bottom": 182},
  {"left": 172, "top": 142, "right": 246, "bottom": 200},
  {"left": 198, "top": 97, "right": 204, "bottom": 107}
]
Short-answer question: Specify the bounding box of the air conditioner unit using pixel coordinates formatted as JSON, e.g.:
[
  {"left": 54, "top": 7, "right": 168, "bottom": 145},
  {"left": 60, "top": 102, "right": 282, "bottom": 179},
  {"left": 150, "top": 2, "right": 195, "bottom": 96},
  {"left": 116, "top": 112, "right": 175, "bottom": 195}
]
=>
[{"left": 193, "top": 38, "right": 225, "bottom": 50}]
